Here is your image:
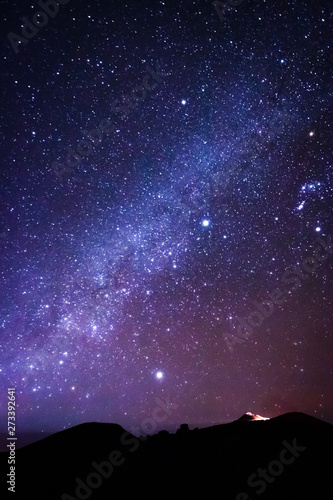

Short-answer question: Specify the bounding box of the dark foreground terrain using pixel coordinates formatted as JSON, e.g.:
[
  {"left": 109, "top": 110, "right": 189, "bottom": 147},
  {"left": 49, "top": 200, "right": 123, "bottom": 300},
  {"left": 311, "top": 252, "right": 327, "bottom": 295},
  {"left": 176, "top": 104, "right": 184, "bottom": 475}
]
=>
[{"left": 1, "top": 412, "right": 332, "bottom": 499}]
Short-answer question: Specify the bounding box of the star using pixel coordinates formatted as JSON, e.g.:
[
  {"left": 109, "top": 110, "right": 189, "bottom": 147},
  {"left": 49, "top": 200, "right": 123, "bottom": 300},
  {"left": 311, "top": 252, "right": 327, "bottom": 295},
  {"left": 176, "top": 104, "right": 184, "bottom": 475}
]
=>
[{"left": 0, "top": 0, "right": 332, "bottom": 441}]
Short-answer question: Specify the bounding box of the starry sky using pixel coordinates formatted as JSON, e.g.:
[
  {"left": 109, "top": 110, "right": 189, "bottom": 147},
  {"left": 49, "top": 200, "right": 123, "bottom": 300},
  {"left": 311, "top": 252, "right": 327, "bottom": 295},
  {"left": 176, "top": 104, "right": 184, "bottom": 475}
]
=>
[{"left": 0, "top": 0, "right": 332, "bottom": 436}]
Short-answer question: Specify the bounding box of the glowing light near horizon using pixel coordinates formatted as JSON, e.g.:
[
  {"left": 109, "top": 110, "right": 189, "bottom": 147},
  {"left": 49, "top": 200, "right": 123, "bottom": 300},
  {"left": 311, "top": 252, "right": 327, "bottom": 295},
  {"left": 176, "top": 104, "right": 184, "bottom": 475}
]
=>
[{"left": 246, "top": 412, "right": 270, "bottom": 420}]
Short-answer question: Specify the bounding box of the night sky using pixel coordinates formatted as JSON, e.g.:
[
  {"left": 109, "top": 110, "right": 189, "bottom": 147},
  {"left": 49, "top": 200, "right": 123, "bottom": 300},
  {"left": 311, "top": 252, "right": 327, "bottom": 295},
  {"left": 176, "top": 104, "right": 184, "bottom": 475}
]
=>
[{"left": 0, "top": 0, "right": 332, "bottom": 437}]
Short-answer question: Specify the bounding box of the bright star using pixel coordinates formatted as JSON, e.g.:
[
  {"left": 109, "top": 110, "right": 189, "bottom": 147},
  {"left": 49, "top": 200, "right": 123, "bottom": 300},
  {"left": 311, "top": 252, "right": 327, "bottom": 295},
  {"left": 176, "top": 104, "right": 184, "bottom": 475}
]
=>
[
  {"left": 315, "top": 227, "right": 321, "bottom": 232},
  {"left": 155, "top": 371, "right": 164, "bottom": 379},
  {"left": 181, "top": 99, "right": 187, "bottom": 105},
  {"left": 202, "top": 219, "right": 210, "bottom": 227}
]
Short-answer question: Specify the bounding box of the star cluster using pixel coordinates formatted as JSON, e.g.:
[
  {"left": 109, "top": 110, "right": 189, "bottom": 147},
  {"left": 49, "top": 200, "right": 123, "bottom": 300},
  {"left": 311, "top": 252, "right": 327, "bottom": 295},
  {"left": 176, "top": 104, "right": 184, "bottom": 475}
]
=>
[{"left": 0, "top": 0, "right": 332, "bottom": 435}]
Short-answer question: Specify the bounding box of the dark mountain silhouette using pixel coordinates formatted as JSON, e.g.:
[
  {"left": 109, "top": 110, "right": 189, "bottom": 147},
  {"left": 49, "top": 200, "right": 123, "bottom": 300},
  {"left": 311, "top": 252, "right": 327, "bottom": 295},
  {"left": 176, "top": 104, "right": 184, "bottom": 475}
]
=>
[
  {"left": 0, "top": 431, "right": 53, "bottom": 451},
  {"left": 1, "top": 412, "right": 332, "bottom": 499},
  {"left": 269, "top": 411, "right": 327, "bottom": 424}
]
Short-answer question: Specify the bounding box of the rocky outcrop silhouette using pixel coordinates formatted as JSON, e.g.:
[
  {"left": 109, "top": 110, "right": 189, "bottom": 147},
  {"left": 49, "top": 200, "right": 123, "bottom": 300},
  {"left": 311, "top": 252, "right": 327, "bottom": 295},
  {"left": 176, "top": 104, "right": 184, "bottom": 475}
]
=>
[{"left": 1, "top": 412, "right": 332, "bottom": 499}]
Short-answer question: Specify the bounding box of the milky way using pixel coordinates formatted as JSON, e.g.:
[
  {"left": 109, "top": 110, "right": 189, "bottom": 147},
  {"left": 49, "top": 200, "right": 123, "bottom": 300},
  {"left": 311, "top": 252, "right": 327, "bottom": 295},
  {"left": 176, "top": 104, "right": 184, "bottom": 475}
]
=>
[{"left": 0, "top": 0, "right": 332, "bottom": 436}]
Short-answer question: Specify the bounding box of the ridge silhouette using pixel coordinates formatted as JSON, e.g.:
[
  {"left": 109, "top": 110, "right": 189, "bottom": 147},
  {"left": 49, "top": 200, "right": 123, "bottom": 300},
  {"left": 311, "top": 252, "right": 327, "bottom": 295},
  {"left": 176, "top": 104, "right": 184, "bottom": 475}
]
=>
[{"left": 1, "top": 412, "right": 332, "bottom": 499}]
